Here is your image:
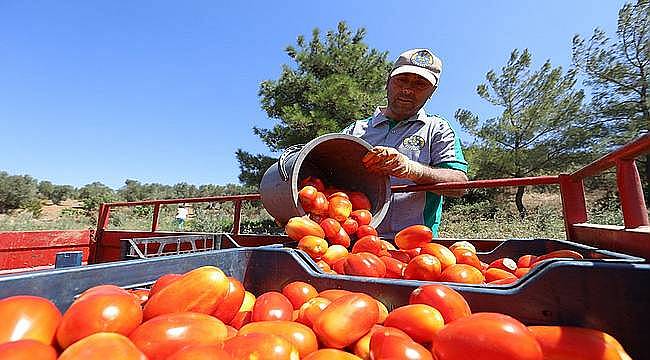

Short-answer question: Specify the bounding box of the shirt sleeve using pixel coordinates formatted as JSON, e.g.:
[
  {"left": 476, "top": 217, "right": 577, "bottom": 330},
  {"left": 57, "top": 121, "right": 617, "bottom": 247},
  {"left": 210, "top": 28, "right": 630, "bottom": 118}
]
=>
[
  {"left": 340, "top": 121, "right": 357, "bottom": 135},
  {"left": 429, "top": 119, "right": 468, "bottom": 173}
]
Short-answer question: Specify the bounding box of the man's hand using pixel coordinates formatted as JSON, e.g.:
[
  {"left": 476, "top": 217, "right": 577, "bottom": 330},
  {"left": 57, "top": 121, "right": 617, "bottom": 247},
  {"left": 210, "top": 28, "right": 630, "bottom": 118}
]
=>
[{"left": 362, "top": 146, "right": 423, "bottom": 180}]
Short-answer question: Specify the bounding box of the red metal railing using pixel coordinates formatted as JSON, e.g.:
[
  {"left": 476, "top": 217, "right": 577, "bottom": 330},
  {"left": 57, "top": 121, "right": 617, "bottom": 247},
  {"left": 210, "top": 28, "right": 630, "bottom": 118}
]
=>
[{"left": 96, "top": 134, "right": 650, "bottom": 258}]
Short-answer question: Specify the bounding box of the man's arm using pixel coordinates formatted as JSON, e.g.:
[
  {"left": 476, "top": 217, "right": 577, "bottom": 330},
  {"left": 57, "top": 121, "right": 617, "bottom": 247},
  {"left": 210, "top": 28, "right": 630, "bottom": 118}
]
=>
[{"left": 403, "top": 162, "right": 468, "bottom": 197}]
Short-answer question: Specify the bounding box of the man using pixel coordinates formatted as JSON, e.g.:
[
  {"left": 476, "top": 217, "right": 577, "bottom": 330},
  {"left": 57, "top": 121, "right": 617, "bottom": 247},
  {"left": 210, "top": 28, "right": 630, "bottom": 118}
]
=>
[
  {"left": 175, "top": 204, "right": 189, "bottom": 230},
  {"left": 342, "top": 48, "right": 468, "bottom": 238}
]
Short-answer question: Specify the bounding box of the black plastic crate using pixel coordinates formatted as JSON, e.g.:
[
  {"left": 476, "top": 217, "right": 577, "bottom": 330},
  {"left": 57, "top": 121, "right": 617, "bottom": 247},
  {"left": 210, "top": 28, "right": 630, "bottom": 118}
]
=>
[{"left": 0, "top": 246, "right": 647, "bottom": 358}]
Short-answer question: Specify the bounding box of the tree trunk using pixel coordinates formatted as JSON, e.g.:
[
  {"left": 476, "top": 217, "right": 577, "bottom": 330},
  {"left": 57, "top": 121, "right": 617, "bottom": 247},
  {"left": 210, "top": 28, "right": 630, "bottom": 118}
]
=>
[{"left": 515, "top": 186, "right": 527, "bottom": 219}]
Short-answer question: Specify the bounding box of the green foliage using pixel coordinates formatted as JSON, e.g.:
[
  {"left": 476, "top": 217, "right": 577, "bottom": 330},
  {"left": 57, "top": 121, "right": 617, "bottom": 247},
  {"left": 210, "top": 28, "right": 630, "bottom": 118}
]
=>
[
  {"left": 0, "top": 172, "right": 40, "bottom": 213},
  {"left": 78, "top": 182, "right": 116, "bottom": 213},
  {"left": 455, "top": 49, "right": 591, "bottom": 216},
  {"left": 237, "top": 21, "right": 392, "bottom": 187}
]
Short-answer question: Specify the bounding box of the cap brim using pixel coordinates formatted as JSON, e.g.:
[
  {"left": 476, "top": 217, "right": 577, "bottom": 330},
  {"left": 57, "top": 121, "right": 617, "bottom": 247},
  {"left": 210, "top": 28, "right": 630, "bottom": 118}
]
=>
[{"left": 390, "top": 65, "right": 438, "bottom": 87}]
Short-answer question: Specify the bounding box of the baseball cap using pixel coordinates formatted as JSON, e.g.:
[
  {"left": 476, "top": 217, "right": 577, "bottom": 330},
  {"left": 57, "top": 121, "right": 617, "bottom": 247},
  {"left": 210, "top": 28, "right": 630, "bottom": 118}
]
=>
[{"left": 390, "top": 48, "right": 442, "bottom": 87}]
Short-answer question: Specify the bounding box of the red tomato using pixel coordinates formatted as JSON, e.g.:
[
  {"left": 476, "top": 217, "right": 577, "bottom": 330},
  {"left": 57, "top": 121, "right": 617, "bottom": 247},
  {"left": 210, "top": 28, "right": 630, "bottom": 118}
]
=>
[
  {"left": 282, "top": 281, "right": 318, "bottom": 309},
  {"left": 344, "top": 252, "right": 387, "bottom": 278},
  {"left": 143, "top": 266, "right": 229, "bottom": 320},
  {"left": 515, "top": 267, "right": 531, "bottom": 278},
  {"left": 322, "top": 244, "right": 349, "bottom": 266},
  {"left": 489, "top": 258, "right": 518, "bottom": 273},
  {"left": 380, "top": 255, "right": 407, "bottom": 279},
  {"left": 433, "top": 313, "right": 542, "bottom": 360},
  {"left": 395, "top": 225, "right": 433, "bottom": 250},
  {"left": 535, "top": 249, "right": 584, "bottom": 263},
  {"left": 222, "top": 333, "right": 299, "bottom": 359},
  {"left": 0, "top": 295, "right": 62, "bottom": 345},
  {"left": 403, "top": 254, "right": 442, "bottom": 281},
  {"left": 332, "top": 258, "right": 347, "bottom": 274},
  {"left": 240, "top": 291, "right": 256, "bottom": 312},
  {"left": 313, "top": 293, "right": 380, "bottom": 348},
  {"left": 300, "top": 176, "right": 326, "bottom": 192},
  {"left": 286, "top": 216, "right": 325, "bottom": 241},
  {"left": 528, "top": 326, "right": 632, "bottom": 360},
  {"left": 330, "top": 227, "right": 352, "bottom": 247},
  {"left": 297, "top": 297, "right": 331, "bottom": 327},
  {"left": 484, "top": 268, "right": 518, "bottom": 283},
  {"left": 350, "top": 210, "right": 373, "bottom": 226},
  {"left": 239, "top": 320, "right": 318, "bottom": 358},
  {"left": 448, "top": 241, "right": 476, "bottom": 254},
  {"left": 327, "top": 192, "right": 350, "bottom": 200},
  {"left": 405, "top": 247, "right": 422, "bottom": 259},
  {"left": 211, "top": 277, "right": 245, "bottom": 324},
  {"left": 383, "top": 304, "right": 445, "bottom": 344},
  {"left": 419, "top": 243, "right": 457, "bottom": 269},
  {"left": 298, "top": 235, "right": 329, "bottom": 259},
  {"left": 517, "top": 255, "right": 537, "bottom": 268},
  {"left": 129, "top": 289, "right": 150, "bottom": 305},
  {"left": 56, "top": 291, "right": 143, "bottom": 349},
  {"left": 311, "top": 192, "right": 330, "bottom": 216},
  {"left": 299, "top": 185, "right": 319, "bottom": 211},
  {"left": 488, "top": 277, "right": 518, "bottom": 285},
  {"left": 351, "top": 235, "right": 383, "bottom": 255},
  {"left": 0, "top": 340, "right": 57, "bottom": 360},
  {"left": 316, "top": 260, "right": 333, "bottom": 273},
  {"left": 388, "top": 249, "right": 412, "bottom": 263},
  {"left": 304, "top": 348, "right": 363, "bottom": 360},
  {"left": 341, "top": 218, "right": 359, "bottom": 235},
  {"left": 129, "top": 312, "right": 228, "bottom": 360},
  {"left": 356, "top": 225, "right": 378, "bottom": 238},
  {"left": 452, "top": 249, "right": 482, "bottom": 270},
  {"left": 439, "top": 264, "right": 485, "bottom": 284},
  {"left": 318, "top": 289, "right": 352, "bottom": 301},
  {"left": 229, "top": 310, "right": 252, "bottom": 330},
  {"left": 352, "top": 325, "right": 411, "bottom": 359},
  {"left": 167, "top": 344, "right": 233, "bottom": 360},
  {"left": 225, "top": 325, "right": 238, "bottom": 340},
  {"left": 251, "top": 291, "right": 294, "bottom": 322},
  {"left": 59, "top": 332, "right": 147, "bottom": 360},
  {"left": 329, "top": 197, "right": 353, "bottom": 221},
  {"left": 149, "top": 274, "right": 182, "bottom": 297},
  {"left": 348, "top": 191, "right": 372, "bottom": 210},
  {"left": 370, "top": 328, "right": 433, "bottom": 360},
  {"left": 409, "top": 284, "right": 471, "bottom": 323},
  {"left": 78, "top": 284, "right": 130, "bottom": 300},
  {"left": 321, "top": 218, "right": 343, "bottom": 238}
]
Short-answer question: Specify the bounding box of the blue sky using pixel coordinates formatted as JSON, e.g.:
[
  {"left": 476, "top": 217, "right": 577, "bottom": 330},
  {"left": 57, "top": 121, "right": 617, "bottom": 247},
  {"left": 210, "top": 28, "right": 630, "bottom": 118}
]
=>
[{"left": 0, "top": 1, "right": 626, "bottom": 189}]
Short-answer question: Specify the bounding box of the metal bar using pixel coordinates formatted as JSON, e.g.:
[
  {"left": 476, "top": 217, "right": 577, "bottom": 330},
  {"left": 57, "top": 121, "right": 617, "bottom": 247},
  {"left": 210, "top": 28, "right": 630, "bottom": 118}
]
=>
[
  {"left": 96, "top": 204, "right": 111, "bottom": 231},
  {"left": 617, "top": 159, "right": 650, "bottom": 228},
  {"left": 391, "top": 176, "right": 560, "bottom": 193},
  {"left": 570, "top": 133, "right": 650, "bottom": 180},
  {"left": 105, "top": 194, "right": 261, "bottom": 208},
  {"left": 558, "top": 174, "right": 588, "bottom": 241},
  {"left": 151, "top": 203, "right": 161, "bottom": 232},
  {"left": 232, "top": 200, "right": 242, "bottom": 235}
]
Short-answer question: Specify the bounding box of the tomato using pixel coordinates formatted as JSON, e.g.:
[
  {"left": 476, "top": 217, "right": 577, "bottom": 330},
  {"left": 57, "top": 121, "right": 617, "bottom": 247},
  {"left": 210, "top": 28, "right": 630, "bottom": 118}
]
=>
[
  {"left": 313, "top": 293, "right": 379, "bottom": 348},
  {"left": 166, "top": 344, "right": 233, "bottom": 360},
  {"left": 452, "top": 249, "right": 482, "bottom": 270},
  {"left": 225, "top": 325, "right": 238, "bottom": 340},
  {"left": 376, "top": 300, "right": 389, "bottom": 324},
  {"left": 222, "top": 333, "right": 299, "bottom": 360},
  {"left": 240, "top": 291, "right": 256, "bottom": 312},
  {"left": 129, "top": 289, "right": 150, "bottom": 305},
  {"left": 322, "top": 244, "right": 349, "bottom": 266},
  {"left": 56, "top": 291, "right": 143, "bottom": 349},
  {"left": 300, "top": 176, "right": 326, "bottom": 192},
  {"left": 78, "top": 284, "right": 130, "bottom": 300},
  {"left": 528, "top": 326, "right": 631, "bottom": 360},
  {"left": 318, "top": 289, "right": 352, "bottom": 301},
  {"left": 409, "top": 284, "right": 471, "bottom": 323},
  {"left": 379, "top": 255, "right": 406, "bottom": 279},
  {"left": 251, "top": 291, "right": 293, "bottom": 322},
  {"left": 327, "top": 192, "right": 350, "bottom": 200},
  {"left": 383, "top": 304, "right": 444, "bottom": 344},
  {"left": 149, "top": 274, "right": 182, "bottom": 297},
  {"left": 344, "top": 252, "right": 387, "bottom": 278},
  {"left": 370, "top": 328, "right": 433, "bottom": 360},
  {"left": 321, "top": 218, "right": 343, "bottom": 238},
  {"left": 229, "top": 310, "right": 252, "bottom": 329},
  {"left": 0, "top": 295, "right": 62, "bottom": 345},
  {"left": 534, "top": 250, "right": 584, "bottom": 264},
  {"left": 299, "top": 185, "right": 319, "bottom": 211},
  {"left": 419, "top": 243, "right": 456, "bottom": 269},
  {"left": 282, "top": 281, "right": 318, "bottom": 309},
  {"left": 311, "top": 192, "right": 330, "bottom": 215},
  {"left": 239, "top": 320, "right": 318, "bottom": 358},
  {"left": 143, "top": 266, "right": 229, "bottom": 320},
  {"left": 351, "top": 235, "right": 383, "bottom": 255},
  {"left": 448, "top": 241, "right": 476, "bottom": 254},
  {"left": 395, "top": 225, "right": 433, "bottom": 250},
  {"left": 316, "top": 260, "right": 333, "bottom": 272},
  {"left": 285, "top": 216, "right": 325, "bottom": 241},
  {"left": 484, "top": 268, "right": 517, "bottom": 283},
  {"left": 297, "top": 297, "right": 331, "bottom": 327},
  {"left": 348, "top": 191, "right": 372, "bottom": 210},
  {"left": 356, "top": 225, "right": 378, "bottom": 238},
  {"left": 129, "top": 312, "right": 228, "bottom": 360},
  {"left": 517, "top": 254, "right": 537, "bottom": 268},
  {"left": 59, "top": 332, "right": 146, "bottom": 360},
  {"left": 352, "top": 325, "right": 411, "bottom": 359},
  {"left": 388, "top": 249, "right": 412, "bottom": 263},
  {"left": 298, "top": 235, "right": 329, "bottom": 259},
  {"left": 405, "top": 247, "right": 421, "bottom": 259},
  {"left": 350, "top": 210, "right": 373, "bottom": 226},
  {"left": 329, "top": 197, "right": 353, "bottom": 221},
  {"left": 330, "top": 227, "right": 352, "bottom": 247},
  {"left": 515, "top": 267, "right": 531, "bottom": 278},
  {"left": 304, "top": 348, "right": 363, "bottom": 360},
  {"left": 439, "top": 264, "right": 485, "bottom": 284},
  {"left": 433, "top": 312, "right": 542, "bottom": 360},
  {"left": 340, "top": 218, "right": 359, "bottom": 235},
  {"left": 403, "top": 254, "right": 442, "bottom": 281},
  {"left": 0, "top": 340, "right": 57, "bottom": 360},
  {"left": 211, "top": 277, "right": 245, "bottom": 324},
  {"left": 489, "top": 258, "right": 518, "bottom": 273},
  {"left": 488, "top": 277, "right": 518, "bottom": 285}
]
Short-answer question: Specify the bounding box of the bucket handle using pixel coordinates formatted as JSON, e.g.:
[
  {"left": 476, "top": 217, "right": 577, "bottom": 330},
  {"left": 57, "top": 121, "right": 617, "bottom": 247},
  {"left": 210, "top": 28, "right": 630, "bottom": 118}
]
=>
[{"left": 278, "top": 144, "right": 305, "bottom": 182}]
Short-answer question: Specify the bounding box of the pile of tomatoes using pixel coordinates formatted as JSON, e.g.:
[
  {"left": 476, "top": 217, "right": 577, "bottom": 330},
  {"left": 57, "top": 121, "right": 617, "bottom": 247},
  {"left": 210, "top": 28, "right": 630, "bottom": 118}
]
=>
[
  {"left": 0, "top": 266, "right": 631, "bottom": 359},
  {"left": 287, "top": 177, "right": 585, "bottom": 285}
]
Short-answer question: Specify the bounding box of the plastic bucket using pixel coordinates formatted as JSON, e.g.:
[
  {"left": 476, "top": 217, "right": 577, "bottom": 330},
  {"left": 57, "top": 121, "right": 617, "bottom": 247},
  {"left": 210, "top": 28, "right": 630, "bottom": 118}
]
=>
[{"left": 260, "top": 133, "right": 391, "bottom": 227}]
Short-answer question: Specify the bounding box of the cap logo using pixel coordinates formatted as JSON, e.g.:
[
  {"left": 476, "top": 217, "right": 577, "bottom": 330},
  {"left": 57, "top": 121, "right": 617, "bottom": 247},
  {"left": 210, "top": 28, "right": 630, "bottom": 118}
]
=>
[
  {"left": 403, "top": 135, "right": 426, "bottom": 151},
  {"left": 410, "top": 50, "right": 434, "bottom": 68}
]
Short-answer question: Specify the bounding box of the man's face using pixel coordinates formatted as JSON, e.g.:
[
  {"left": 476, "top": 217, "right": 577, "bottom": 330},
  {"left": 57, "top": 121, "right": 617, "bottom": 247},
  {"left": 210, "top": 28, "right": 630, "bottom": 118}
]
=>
[{"left": 386, "top": 73, "right": 435, "bottom": 120}]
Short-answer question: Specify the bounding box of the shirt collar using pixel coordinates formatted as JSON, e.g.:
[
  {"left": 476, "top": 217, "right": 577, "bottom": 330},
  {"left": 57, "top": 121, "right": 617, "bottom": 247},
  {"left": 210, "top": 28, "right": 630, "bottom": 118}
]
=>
[{"left": 370, "top": 107, "right": 428, "bottom": 127}]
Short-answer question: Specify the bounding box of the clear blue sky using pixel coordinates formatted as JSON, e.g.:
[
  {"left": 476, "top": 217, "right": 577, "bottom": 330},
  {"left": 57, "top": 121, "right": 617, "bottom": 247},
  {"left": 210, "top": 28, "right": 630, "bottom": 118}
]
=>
[{"left": 0, "top": 1, "right": 626, "bottom": 189}]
